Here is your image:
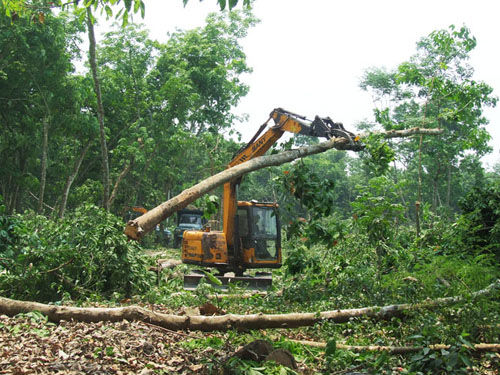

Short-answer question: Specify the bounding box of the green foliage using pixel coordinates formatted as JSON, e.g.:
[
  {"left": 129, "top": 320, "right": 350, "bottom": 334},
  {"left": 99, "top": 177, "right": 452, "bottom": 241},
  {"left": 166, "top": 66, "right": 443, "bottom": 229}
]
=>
[
  {"left": 0, "top": 196, "right": 15, "bottom": 255},
  {"left": 2, "top": 0, "right": 251, "bottom": 22},
  {"left": 278, "top": 160, "right": 349, "bottom": 251},
  {"left": 280, "top": 160, "right": 336, "bottom": 219},
  {"left": 1, "top": 0, "right": 146, "bottom": 27},
  {"left": 195, "top": 194, "right": 220, "bottom": 220},
  {"left": 284, "top": 243, "right": 320, "bottom": 277},
  {"left": 360, "top": 25, "right": 497, "bottom": 213},
  {"left": 453, "top": 178, "right": 500, "bottom": 256},
  {"left": 361, "top": 134, "right": 395, "bottom": 176},
  {"left": 183, "top": 0, "right": 252, "bottom": 11},
  {"left": 224, "top": 355, "right": 298, "bottom": 375},
  {"left": 351, "top": 176, "right": 405, "bottom": 248},
  {"left": 150, "top": 10, "right": 256, "bottom": 134},
  {"left": 0, "top": 205, "right": 153, "bottom": 302},
  {"left": 409, "top": 333, "right": 474, "bottom": 374}
]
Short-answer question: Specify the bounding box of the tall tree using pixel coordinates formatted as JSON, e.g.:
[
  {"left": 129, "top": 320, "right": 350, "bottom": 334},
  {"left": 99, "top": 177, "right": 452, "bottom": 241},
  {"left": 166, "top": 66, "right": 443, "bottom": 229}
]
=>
[
  {"left": 360, "top": 25, "right": 497, "bottom": 216},
  {"left": 0, "top": 7, "right": 79, "bottom": 213},
  {"left": 86, "top": 8, "right": 111, "bottom": 210},
  {"left": 95, "top": 24, "right": 156, "bottom": 209},
  {"left": 0, "top": 4, "right": 257, "bottom": 215},
  {"left": 137, "top": 10, "right": 256, "bottom": 205}
]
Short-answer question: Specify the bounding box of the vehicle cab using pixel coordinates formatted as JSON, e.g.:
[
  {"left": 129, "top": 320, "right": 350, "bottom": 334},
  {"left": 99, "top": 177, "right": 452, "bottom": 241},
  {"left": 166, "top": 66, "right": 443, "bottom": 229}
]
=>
[
  {"left": 236, "top": 201, "right": 281, "bottom": 268},
  {"left": 174, "top": 209, "right": 206, "bottom": 248}
]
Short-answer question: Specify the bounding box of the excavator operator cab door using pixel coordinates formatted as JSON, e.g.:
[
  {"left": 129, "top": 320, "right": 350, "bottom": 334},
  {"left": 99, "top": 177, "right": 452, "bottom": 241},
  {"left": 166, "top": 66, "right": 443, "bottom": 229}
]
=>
[{"left": 237, "top": 204, "right": 281, "bottom": 268}]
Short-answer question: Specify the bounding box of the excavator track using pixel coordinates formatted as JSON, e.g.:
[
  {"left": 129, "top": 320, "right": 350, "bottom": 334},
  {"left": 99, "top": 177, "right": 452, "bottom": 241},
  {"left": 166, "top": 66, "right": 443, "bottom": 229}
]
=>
[{"left": 183, "top": 271, "right": 272, "bottom": 291}]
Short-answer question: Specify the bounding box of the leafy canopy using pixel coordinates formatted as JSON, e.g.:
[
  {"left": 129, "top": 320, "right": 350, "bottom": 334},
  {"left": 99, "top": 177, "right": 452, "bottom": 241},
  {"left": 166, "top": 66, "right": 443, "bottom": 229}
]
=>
[{"left": 2, "top": 0, "right": 252, "bottom": 26}]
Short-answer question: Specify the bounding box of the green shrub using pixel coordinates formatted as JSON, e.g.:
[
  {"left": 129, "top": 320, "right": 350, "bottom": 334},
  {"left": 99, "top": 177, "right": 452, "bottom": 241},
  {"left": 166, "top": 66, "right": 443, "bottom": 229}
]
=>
[
  {"left": 0, "top": 195, "right": 15, "bottom": 257},
  {"left": 450, "top": 179, "right": 500, "bottom": 257},
  {"left": 0, "top": 204, "right": 153, "bottom": 302}
]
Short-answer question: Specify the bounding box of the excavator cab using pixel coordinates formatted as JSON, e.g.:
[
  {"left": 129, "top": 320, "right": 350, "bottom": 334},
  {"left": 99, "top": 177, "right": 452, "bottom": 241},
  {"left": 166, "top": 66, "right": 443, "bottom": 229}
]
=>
[
  {"left": 236, "top": 202, "right": 281, "bottom": 268},
  {"left": 181, "top": 201, "right": 281, "bottom": 290}
]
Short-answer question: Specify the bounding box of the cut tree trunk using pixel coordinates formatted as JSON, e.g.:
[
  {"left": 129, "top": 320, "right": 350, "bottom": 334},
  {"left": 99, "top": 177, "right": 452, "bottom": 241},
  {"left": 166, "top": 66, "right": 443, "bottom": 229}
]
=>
[
  {"left": 290, "top": 340, "right": 500, "bottom": 354},
  {"left": 149, "top": 259, "right": 182, "bottom": 272},
  {"left": 0, "top": 279, "right": 496, "bottom": 332},
  {"left": 125, "top": 127, "right": 442, "bottom": 240}
]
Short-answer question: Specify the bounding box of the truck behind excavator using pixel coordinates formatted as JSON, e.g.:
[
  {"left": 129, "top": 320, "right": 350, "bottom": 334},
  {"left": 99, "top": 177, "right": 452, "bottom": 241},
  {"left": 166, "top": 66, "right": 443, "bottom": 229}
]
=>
[{"left": 181, "top": 108, "right": 361, "bottom": 289}]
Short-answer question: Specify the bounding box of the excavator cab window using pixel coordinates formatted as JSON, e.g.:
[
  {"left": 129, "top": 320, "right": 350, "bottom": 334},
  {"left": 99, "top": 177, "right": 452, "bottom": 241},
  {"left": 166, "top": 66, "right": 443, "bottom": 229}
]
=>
[
  {"left": 247, "top": 206, "right": 279, "bottom": 261},
  {"left": 251, "top": 207, "right": 277, "bottom": 238},
  {"left": 237, "top": 208, "right": 250, "bottom": 237},
  {"left": 179, "top": 214, "right": 202, "bottom": 226}
]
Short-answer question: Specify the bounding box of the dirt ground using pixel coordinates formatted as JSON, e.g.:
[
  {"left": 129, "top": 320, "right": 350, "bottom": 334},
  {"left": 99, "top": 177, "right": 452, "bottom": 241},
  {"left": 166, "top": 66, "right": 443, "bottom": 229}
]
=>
[{"left": 0, "top": 314, "right": 219, "bottom": 374}]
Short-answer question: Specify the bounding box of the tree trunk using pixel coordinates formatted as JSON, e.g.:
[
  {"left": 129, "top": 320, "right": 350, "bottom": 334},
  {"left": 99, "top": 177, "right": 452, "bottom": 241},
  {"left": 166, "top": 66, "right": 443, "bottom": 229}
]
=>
[
  {"left": 11, "top": 184, "right": 19, "bottom": 214},
  {"left": 125, "top": 127, "right": 443, "bottom": 240},
  {"left": 86, "top": 8, "right": 110, "bottom": 211},
  {"left": 436, "top": 182, "right": 443, "bottom": 207},
  {"left": 108, "top": 161, "right": 133, "bottom": 208},
  {"left": 108, "top": 141, "right": 144, "bottom": 208},
  {"left": 416, "top": 134, "right": 423, "bottom": 238},
  {"left": 58, "top": 140, "right": 92, "bottom": 218},
  {"left": 446, "top": 164, "right": 452, "bottom": 208},
  {"left": 432, "top": 178, "right": 437, "bottom": 210},
  {"left": 0, "top": 279, "right": 497, "bottom": 332},
  {"left": 37, "top": 116, "right": 49, "bottom": 214}
]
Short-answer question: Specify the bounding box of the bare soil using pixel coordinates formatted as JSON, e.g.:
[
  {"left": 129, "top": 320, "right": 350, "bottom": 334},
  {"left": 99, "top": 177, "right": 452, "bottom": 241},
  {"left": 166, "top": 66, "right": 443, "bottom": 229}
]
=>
[{"left": 0, "top": 314, "right": 221, "bottom": 374}]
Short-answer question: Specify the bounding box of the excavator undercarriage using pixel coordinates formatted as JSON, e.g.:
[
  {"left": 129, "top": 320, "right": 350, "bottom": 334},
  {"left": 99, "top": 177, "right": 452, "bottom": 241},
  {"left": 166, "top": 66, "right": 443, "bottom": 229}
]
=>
[{"left": 183, "top": 271, "right": 272, "bottom": 290}]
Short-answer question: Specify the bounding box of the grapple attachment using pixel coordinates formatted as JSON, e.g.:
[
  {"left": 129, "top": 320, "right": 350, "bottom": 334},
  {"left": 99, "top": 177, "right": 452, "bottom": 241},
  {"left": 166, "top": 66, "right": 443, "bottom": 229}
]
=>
[{"left": 311, "top": 116, "right": 364, "bottom": 151}]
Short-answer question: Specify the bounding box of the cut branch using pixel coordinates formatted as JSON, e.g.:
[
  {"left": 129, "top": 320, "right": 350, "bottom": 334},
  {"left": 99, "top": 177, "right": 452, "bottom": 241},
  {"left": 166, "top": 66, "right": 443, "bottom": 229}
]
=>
[
  {"left": 0, "top": 278, "right": 496, "bottom": 332},
  {"left": 108, "top": 161, "right": 133, "bottom": 208},
  {"left": 290, "top": 340, "right": 500, "bottom": 354},
  {"left": 125, "top": 127, "right": 442, "bottom": 240},
  {"left": 59, "top": 139, "right": 92, "bottom": 218},
  {"left": 148, "top": 259, "right": 182, "bottom": 272},
  {"left": 40, "top": 258, "right": 74, "bottom": 274},
  {"left": 108, "top": 140, "right": 144, "bottom": 208},
  {"left": 28, "top": 191, "right": 55, "bottom": 212}
]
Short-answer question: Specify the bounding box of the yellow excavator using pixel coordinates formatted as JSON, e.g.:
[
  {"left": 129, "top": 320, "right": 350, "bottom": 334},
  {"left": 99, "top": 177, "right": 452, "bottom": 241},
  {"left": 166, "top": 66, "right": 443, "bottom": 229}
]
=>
[{"left": 182, "top": 108, "right": 361, "bottom": 289}]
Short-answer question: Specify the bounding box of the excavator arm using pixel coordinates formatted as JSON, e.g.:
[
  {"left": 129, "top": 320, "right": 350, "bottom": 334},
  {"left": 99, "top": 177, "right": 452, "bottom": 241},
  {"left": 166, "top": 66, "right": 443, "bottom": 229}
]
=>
[
  {"left": 229, "top": 108, "right": 359, "bottom": 168},
  {"left": 223, "top": 108, "right": 361, "bottom": 247}
]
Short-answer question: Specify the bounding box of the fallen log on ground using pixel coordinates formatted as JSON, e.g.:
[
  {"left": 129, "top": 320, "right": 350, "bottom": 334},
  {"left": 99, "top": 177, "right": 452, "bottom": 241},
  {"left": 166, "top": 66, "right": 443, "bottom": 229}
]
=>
[
  {"left": 290, "top": 340, "right": 500, "bottom": 354},
  {"left": 170, "top": 290, "right": 272, "bottom": 300},
  {"left": 148, "top": 259, "right": 182, "bottom": 272},
  {"left": 0, "top": 279, "right": 497, "bottom": 332},
  {"left": 125, "top": 127, "right": 442, "bottom": 240}
]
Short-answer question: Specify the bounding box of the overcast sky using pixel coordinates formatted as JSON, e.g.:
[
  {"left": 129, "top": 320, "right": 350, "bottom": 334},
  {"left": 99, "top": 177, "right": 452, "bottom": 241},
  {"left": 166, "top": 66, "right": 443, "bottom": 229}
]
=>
[{"left": 118, "top": 0, "right": 500, "bottom": 168}]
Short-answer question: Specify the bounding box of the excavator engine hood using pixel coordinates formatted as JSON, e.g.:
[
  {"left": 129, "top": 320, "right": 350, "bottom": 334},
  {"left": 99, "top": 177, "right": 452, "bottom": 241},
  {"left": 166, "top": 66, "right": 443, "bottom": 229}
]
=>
[{"left": 182, "top": 230, "right": 228, "bottom": 266}]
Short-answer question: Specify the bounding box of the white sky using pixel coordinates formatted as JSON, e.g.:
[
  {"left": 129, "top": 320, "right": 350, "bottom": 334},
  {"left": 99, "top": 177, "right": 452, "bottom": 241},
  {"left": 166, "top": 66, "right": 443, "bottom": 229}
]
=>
[{"left": 118, "top": 0, "right": 500, "bottom": 168}]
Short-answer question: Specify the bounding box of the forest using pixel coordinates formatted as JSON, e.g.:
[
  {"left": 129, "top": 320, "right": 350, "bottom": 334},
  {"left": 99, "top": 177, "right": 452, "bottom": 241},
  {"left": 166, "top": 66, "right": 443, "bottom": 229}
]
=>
[{"left": 0, "top": 0, "right": 499, "bottom": 374}]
